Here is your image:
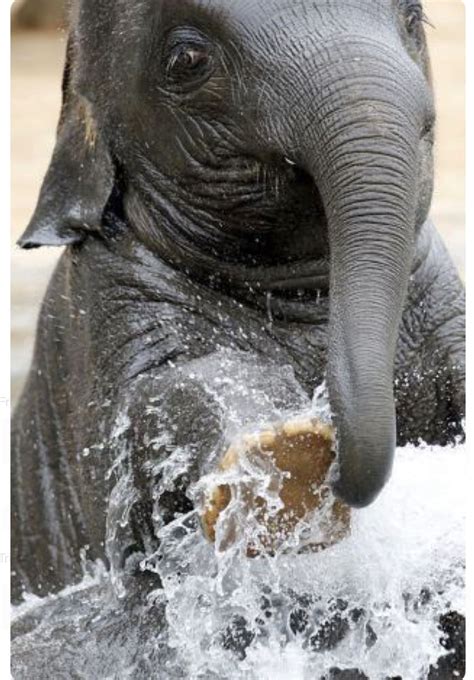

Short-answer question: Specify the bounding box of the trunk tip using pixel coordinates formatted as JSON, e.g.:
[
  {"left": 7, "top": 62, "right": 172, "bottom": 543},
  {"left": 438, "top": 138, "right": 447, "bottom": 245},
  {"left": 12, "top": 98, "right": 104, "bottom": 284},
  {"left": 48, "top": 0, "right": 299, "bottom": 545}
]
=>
[
  {"left": 332, "top": 477, "right": 385, "bottom": 509},
  {"left": 331, "top": 439, "right": 395, "bottom": 509}
]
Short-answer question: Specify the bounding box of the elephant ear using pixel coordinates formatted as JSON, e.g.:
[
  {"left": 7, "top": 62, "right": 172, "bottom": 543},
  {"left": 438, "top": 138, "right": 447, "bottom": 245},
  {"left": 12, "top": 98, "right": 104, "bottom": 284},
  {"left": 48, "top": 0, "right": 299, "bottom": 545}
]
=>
[{"left": 17, "top": 36, "right": 114, "bottom": 249}]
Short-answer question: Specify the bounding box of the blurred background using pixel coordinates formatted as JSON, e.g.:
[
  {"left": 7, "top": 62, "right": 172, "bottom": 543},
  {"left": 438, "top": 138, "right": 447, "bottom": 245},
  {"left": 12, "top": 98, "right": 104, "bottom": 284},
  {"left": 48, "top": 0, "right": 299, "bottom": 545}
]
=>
[{"left": 10, "top": 0, "right": 465, "bottom": 403}]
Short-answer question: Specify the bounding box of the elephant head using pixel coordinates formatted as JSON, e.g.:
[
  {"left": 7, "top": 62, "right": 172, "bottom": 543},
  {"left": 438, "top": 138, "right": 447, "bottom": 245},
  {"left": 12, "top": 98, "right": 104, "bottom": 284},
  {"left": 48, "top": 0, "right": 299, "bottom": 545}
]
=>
[{"left": 19, "top": 0, "right": 436, "bottom": 508}]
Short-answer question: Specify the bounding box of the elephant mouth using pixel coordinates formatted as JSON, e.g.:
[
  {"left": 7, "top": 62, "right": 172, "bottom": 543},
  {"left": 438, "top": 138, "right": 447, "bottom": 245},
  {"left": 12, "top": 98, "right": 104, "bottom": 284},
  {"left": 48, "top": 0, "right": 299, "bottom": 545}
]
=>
[
  {"left": 197, "top": 157, "right": 331, "bottom": 297},
  {"left": 181, "top": 157, "right": 332, "bottom": 320},
  {"left": 243, "top": 160, "right": 329, "bottom": 260}
]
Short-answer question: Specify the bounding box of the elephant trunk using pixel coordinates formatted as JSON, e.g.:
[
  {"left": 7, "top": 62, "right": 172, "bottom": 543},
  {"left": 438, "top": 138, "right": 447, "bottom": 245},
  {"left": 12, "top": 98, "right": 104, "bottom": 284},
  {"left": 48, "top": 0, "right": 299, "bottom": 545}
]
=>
[
  {"left": 303, "top": 58, "right": 423, "bottom": 507},
  {"left": 325, "top": 165, "right": 414, "bottom": 508}
]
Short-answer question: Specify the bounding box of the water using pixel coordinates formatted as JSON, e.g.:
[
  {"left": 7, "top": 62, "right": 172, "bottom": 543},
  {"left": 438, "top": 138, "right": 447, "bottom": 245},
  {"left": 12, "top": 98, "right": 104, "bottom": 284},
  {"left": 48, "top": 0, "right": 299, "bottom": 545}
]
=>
[
  {"left": 149, "top": 443, "right": 465, "bottom": 679},
  {"left": 12, "top": 437, "right": 465, "bottom": 679}
]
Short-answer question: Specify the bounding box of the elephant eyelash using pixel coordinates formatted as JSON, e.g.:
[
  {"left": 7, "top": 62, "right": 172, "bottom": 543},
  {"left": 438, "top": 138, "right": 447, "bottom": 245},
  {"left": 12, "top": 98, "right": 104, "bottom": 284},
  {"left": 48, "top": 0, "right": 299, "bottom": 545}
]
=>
[
  {"left": 421, "top": 13, "right": 434, "bottom": 29},
  {"left": 402, "top": 1, "right": 433, "bottom": 31},
  {"left": 413, "top": 10, "right": 434, "bottom": 29}
]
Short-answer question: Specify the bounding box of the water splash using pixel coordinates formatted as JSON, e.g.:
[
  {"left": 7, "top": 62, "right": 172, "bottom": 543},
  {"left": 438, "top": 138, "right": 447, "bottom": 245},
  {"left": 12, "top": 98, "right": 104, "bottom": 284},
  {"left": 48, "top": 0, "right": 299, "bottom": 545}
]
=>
[
  {"left": 12, "top": 388, "right": 465, "bottom": 680},
  {"left": 139, "top": 442, "right": 464, "bottom": 680}
]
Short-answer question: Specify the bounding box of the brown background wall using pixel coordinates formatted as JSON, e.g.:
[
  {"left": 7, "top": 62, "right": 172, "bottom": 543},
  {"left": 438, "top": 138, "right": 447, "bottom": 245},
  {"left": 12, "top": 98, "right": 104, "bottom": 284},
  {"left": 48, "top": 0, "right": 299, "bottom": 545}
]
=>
[{"left": 11, "top": 0, "right": 66, "bottom": 30}]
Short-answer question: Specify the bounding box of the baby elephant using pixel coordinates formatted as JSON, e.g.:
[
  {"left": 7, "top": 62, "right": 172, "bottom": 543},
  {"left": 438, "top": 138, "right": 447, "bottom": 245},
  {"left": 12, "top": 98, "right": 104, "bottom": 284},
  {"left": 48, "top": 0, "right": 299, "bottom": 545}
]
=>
[{"left": 12, "top": 0, "right": 464, "bottom": 661}]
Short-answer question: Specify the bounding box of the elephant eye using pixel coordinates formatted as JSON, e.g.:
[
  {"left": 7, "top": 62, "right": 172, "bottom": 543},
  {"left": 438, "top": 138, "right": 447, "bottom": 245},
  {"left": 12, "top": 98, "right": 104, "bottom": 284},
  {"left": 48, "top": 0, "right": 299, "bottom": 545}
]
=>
[
  {"left": 164, "top": 29, "right": 214, "bottom": 90},
  {"left": 168, "top": 46, "right": 210, "bottom": 73}
]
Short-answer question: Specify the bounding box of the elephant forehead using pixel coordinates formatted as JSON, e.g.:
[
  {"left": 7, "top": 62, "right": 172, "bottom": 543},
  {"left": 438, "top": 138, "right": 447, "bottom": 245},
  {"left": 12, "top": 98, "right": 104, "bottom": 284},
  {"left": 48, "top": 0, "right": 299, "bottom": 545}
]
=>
[
  {"left": 153, "top": 0, "right": 403, "bottom": 63},
  {"left": 159, "top": 0, "right": 394, "bottom": 27},
  {"left": 78, "top": 0, "right": 401, "bottom": 56}
]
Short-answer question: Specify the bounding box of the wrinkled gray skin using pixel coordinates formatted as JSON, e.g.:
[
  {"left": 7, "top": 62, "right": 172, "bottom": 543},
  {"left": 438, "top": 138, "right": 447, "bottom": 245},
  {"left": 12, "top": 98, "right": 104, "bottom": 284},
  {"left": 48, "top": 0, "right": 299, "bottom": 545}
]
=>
[{"left": 12, "top": 0, "right": 464, "bottom": 670}]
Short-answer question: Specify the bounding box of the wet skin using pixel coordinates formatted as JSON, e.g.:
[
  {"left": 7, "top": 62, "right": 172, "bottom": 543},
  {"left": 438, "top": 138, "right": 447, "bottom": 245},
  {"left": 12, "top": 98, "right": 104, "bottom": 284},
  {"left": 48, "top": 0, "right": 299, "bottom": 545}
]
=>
[{"left": 12, "top": 5, "right": 464, "bottom": 672}]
